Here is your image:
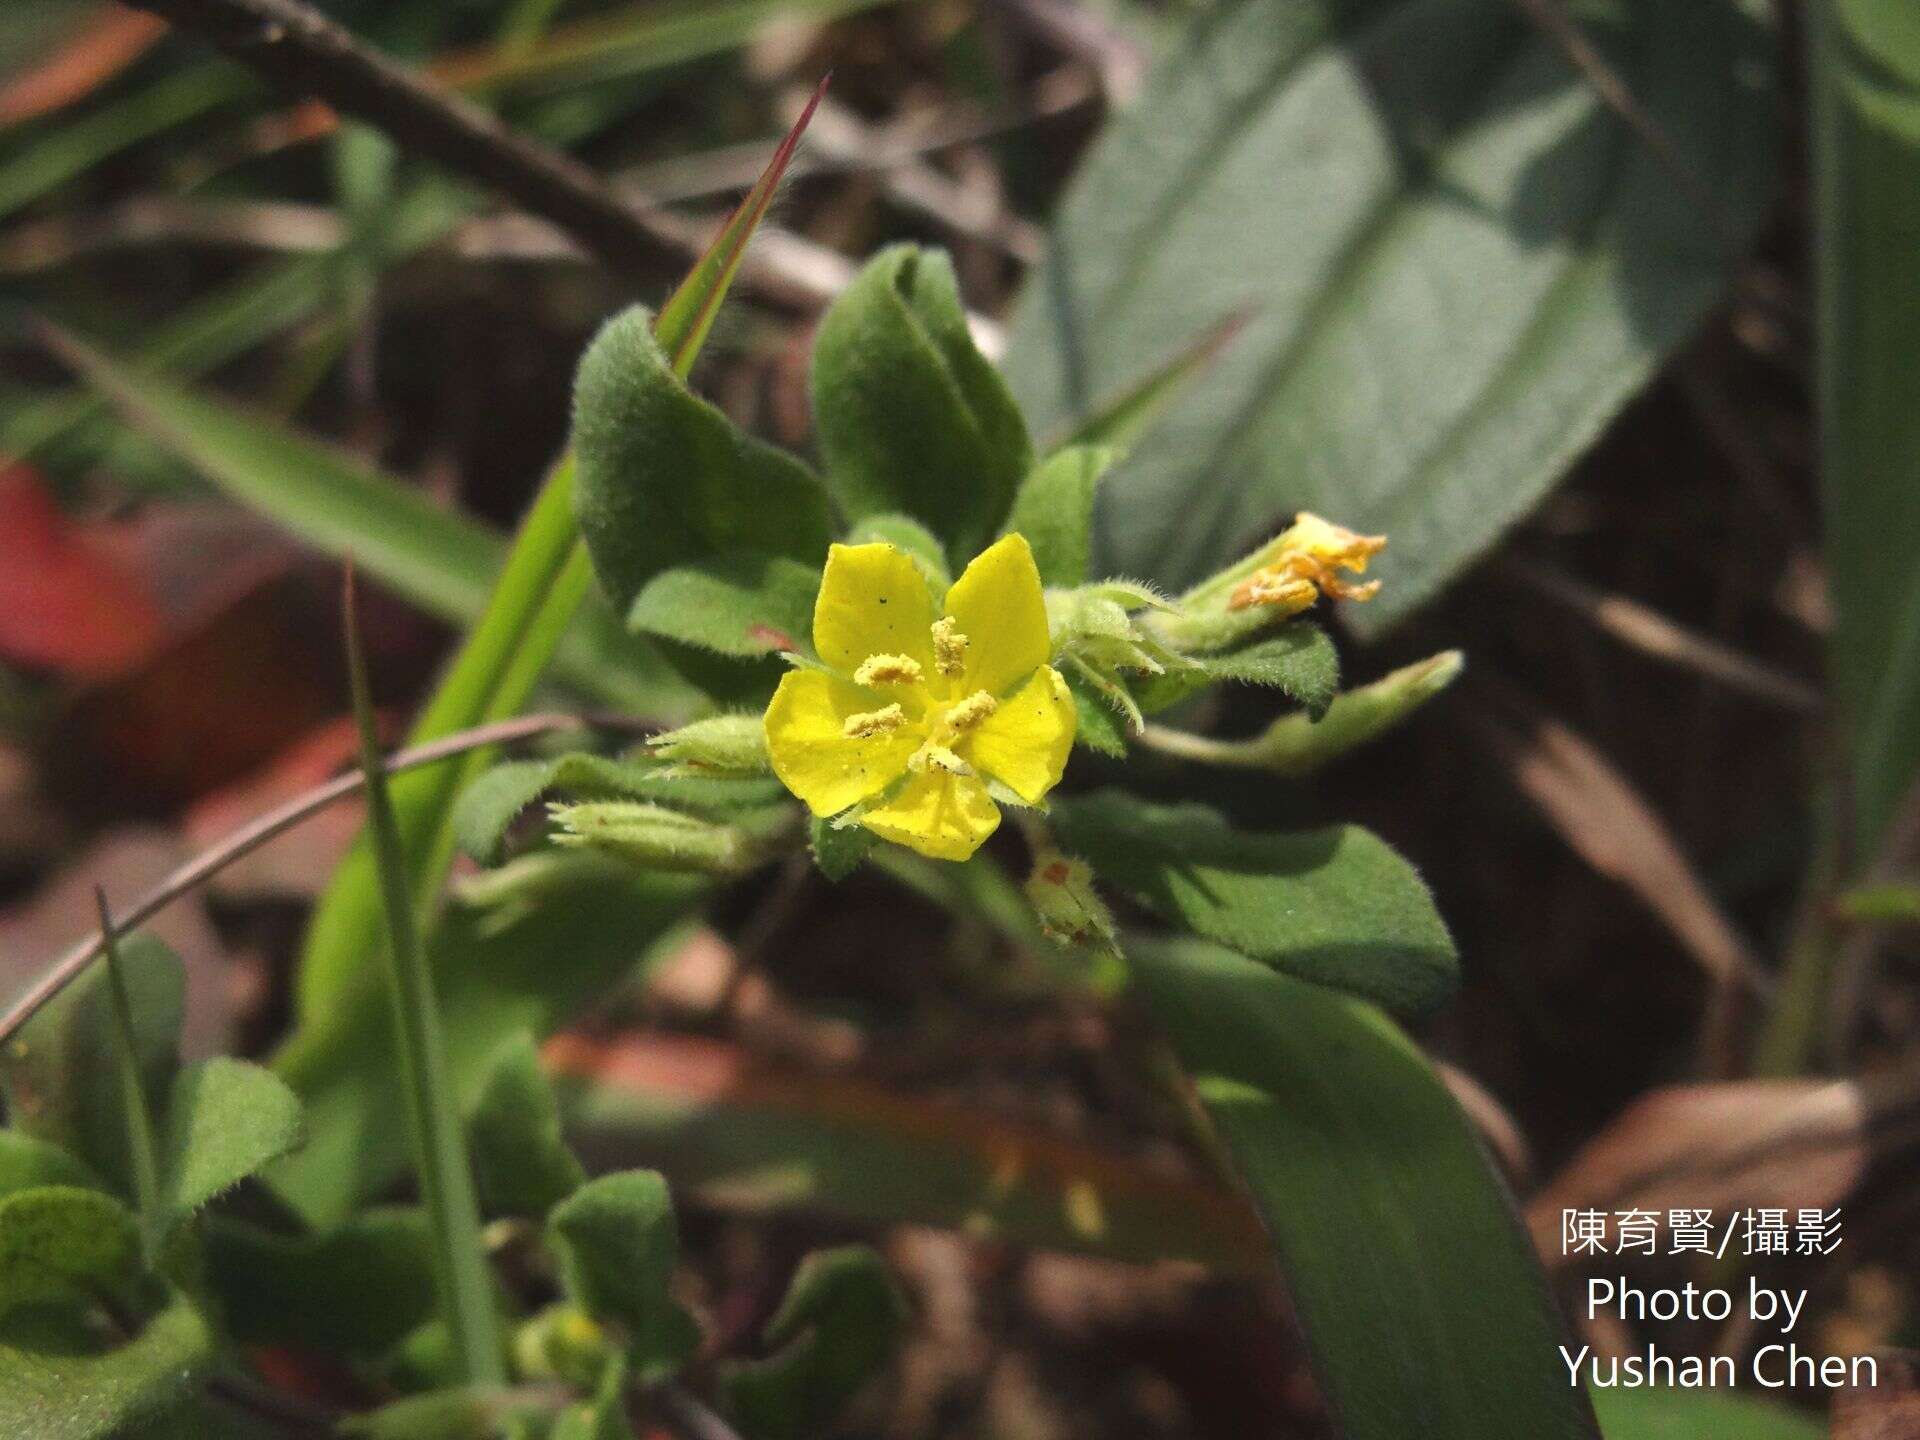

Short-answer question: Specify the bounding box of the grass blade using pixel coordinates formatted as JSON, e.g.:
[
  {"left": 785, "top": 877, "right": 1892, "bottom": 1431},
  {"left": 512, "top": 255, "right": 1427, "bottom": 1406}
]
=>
[
  {"left": 343, "top": 569, "right": 502, "bottom": 1386},
  {"left": 93, "top": 889, "right": 163, "bottom": 1264}
]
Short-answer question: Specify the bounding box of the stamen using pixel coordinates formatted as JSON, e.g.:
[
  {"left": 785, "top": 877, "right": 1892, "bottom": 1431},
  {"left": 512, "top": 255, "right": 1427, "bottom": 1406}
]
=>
[
  {"left": 908, "top": 741, "right": 973, "bottom": 777},
  {"left": 931, "top": 616, "right": 969, "bottom": 676},
  {"left": 943, "top": 691, "right": 998, "bottom": 732},
  {"left": 842, "top": 703, "right": 906, "bottom": 739},
  {"left": 854, "top": 653, "right": 924, "bottom": 687}
]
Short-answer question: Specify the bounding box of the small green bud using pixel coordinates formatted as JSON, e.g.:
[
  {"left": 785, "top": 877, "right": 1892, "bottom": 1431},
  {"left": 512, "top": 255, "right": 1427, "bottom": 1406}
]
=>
[
  {"left": 549, "top": 801, "right": 760, "bottom": 874},
  {"left": 647, "top": 713, "right": 771, "bottom": 774},
  {"left": 1024, "top": 849, "right": 1118, "bottom": 953},
  {"left": 512, "top": 1304, "right": 614, "bottom": 1388}
]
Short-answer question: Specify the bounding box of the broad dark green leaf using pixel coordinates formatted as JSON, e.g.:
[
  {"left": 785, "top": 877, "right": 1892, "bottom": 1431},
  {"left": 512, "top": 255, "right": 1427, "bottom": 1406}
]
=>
[
  {"left": 1004, "top": 445, "right": 1119, "bottom": 587},
  {"left": 205, "top": 1208, "right": 435, "bottom": 1355},
  {"left": 160, "top": 1059, "right": 302, "bottom": 1230},
  {"left": 1004, "top": 0, "right": 1774, "bottom": 634},
  {"left": 629, "top": 552, "right": 820, "bottom": 658},
  {"left": 573, "top": 306, "right": 832, "bottom": 617},
  {"left": 1589, "top": 1386, "right": 1823, "bottom": 1440},
  {"left": 0, "top": 1187, "right": 139, "bottom": 1316},
  {"left": 0, "top": 1286, "right": 212, "bottom": 1440},
  {"left": 269, "top": 862, "right": 709, "bottom": 1228},
  {"left": 721, "top": 1246, "right": 908, "bottom": 1440},
  {"left": 468, "top": 1033, "right": 586, "bottom": 1220},
  {"left": 1132, "top": 939, "right": 1596, "bottom": 1440},
  {"left": 0, "top": 936, "right": 181, "bottom": 1199},
  {"left": 453, "top": 754, "right": 787, "bottom": 866},
  {"left": 1815, "top": 0, "right": 1920, "bottom": 861},
  {"left": 1052, "top": 791, "right": 1457, "bottom": 1015},
  {"left": 811, "top": 245, "right": 1033, "bottom": 564}
]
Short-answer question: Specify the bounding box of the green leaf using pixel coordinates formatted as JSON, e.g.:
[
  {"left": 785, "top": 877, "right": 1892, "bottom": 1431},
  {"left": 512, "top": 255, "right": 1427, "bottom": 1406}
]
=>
[
  {"left": 1136, "top": 624, "right": 1339, "bottom": 719},
  {"left": 205, "top": 1207, "right": 436, "bottom": 1355},
  {"left": 453, "top": 754, "right": 786, "bottom": 866},
  {"left": 572, "top": 307, "right": 832, "bottom": 619},
  {"left": 549, "top": 1355, "right": 633, "bottom": 1440},
  {"left": 1815, "top": 1, "right": 1920, "bottom": 862},
  {"left": 159, "top": 1059, "right": 303, "bottom": 1229},
  {"left": 1589, "top": 1387, "right": 1824, "bottom": 1440},
  {"left": 628, "top": 552, "right": 819, "bottom": 658},
  {"left": 1052, "top": 791, "right": 1457, "bottom": 1015},
  {"left": 843, "top": 514, "right": 952, "bottom": 592},
  {"left": 811, "top": 245, "right": 1033, "bottom": 564},
  {"left": 1004, "top": 0, "right": 1774, "bottom": 635},
  {"left": 0, "top": 935, "right": 182, "bottom": 1200},
  {"left": 468, "top": 1034, "right": 587, "bottom": 1221},
  {"left": 720, "top": 1246, "right": 908, "bottom": 1440},
  {"left": 0, "top": 1134, "right": 99, "bottom": 1201},
  {"left": 0, "top": 1285, "right": 213, "bottom": 1440},
  {"left": 0, "top": 1187, "right": 140, "bottom": 1316},
  {"left": 546, "top": 1172, "right": 680, "bottom": 1348},
  {"left": 339, "top": 1388, "right": 530, "bottom": 1440},
  {"left": 1004, "top": 445, "right": 1120, "bottom": 587},
  {"left": 1132, "top": 939, "right": 1597, "bottom": 1440}
]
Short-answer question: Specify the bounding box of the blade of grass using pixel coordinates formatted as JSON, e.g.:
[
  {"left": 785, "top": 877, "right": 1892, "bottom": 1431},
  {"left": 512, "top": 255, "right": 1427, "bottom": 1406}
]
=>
[
  {"left": 343, "top": 567, "right": 502, "bottom": 1386},
  {"left": 93, "top": 889, "right": 164, "bottom": 1264}
]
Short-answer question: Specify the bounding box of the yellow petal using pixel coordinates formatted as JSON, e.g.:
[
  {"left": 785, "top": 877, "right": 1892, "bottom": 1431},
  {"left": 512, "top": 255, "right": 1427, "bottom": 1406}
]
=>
[
  {"left": 765, "top": 670, "right": 918, "bottom": 817},
  {"left": 860, "top": 771, "right": 1001, "bottom": 862},
  {"left": 943, "top": 533, "right": 1050, "bottom": 698},
  {"left": 813, "top": 543, "right": 936, "bottom": 676},
  {"left": 966, "top": 665, "right": 1076, "bottom": 804}
]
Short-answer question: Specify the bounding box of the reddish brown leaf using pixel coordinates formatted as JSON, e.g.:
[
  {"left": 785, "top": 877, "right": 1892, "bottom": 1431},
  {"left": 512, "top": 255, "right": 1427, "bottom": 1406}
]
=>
[{"left": 0, "top": 5, "right": 168, "bottom": 127}]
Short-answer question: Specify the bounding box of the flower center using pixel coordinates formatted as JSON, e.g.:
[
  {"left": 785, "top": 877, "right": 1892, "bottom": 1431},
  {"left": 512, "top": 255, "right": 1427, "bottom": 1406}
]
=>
[
  {"left": 854, "top": 653, "right": 924, "bottom": 687},
  {"left": 907, "top": 741, "right": 973, "bottom": 777},
  {"left": 841, "top": 703, "right": 907, "bottom": 739}
]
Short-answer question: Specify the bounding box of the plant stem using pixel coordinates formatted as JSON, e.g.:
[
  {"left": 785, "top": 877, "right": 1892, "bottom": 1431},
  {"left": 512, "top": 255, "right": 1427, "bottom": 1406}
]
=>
[
  {"left": 94, "top": 889, "right": 165, "bottom": 1262},
  {"left": 345, "top": 571, "right": 504, "bottom": 1385}
]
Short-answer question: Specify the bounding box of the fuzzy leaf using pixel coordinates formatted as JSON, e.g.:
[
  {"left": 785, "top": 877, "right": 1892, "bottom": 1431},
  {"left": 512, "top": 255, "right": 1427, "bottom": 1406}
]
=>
[
  {"left": 721, "top": 1246, "right": 908, "bottom": 1440},
  {"left": 1137, "top": 624, "right": 1339, "bottom": 719},
  {"left": 454, "top": 753, "right": 787, "bottom": 866},
  {"left": 468, "top": 1034, "right": 587, "bottom": 1221},
  {"left": 0, "top": 1284, "right": 213, "bottom": 1440},
  {"left": 1064, "top": 672, "right": 1129, "bottom": 756},
  {"left": 546, "top": 1171, "right": 679, "bottom": 1344},
  {"left": 1004, "top": 445, "right": 1119, "bottom": 587},
  {"left": 1052, "top": 791, "right": 1457, "bottom": 1015},
  {"left": 0, "top": 1186, "right": 140, "bottom": 1316},
  {"left": 573, "top": 307, "right": 832, "bottom": 617},
  {"left": 811, "top": 246, "right": 1032, "bottom": 564},
  {"left": 160, "top": 1059, "right": 302, "bottom": 1229},
  {"left": 628, "top": 552, "right": 819, "bottom": 658},
  {"left": 1005, "top": 0, "right": 1774, "bottom": 636},
  {"left": 0, "top": 1134, "right": 100, "bottom": 1201},
  {"left": 0, "top": 935, "right": 181, "bottom": 1200},
  {"left": 205, "top": 1208, "right": 435, "bottom": 1355}
]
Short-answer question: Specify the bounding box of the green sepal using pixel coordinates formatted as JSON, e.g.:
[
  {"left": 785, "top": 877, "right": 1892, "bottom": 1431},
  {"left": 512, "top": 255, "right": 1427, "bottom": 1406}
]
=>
[
  {"left": 1135, "top": 623, "right": 1339, "bottom": 719},
  {"left": 809, "top": 814, "right": 876, "bottom": 881}
]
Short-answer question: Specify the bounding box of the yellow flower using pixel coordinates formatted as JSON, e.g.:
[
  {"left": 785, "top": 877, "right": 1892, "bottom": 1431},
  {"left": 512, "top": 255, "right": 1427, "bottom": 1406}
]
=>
[
  {"left": 1229, "top": 512, "right": 1386, "bottom": 614},
  {"left": 765, "top": 533, "right": 1077, "bottom": 862}
]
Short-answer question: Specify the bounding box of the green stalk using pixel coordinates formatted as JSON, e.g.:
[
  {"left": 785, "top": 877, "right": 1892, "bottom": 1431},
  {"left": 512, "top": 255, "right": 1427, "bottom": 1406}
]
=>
[
  {"left": 93, "top": 891, "right": 165, "bottom": 1264},
  {"left": 344, "top": 575, "right": 504, "bottom": 1385}
]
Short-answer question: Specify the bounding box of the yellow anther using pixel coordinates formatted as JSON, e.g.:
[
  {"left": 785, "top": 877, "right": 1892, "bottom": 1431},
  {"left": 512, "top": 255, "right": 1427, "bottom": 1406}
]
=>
[
  {"left": 908, "top": 741, "right": 973, "bottom": 777},
  {"left": 931, "top": 616, "right": 969, "bottom": 676},
  {"left": 943, "top": 690, "right": 998, "bottom": 732},
  {"left": 853, "top": 653, "right": 924, "bottom": 687},
  {"left": 842, "top": 703, "right": 906, "bottom": 739}
]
